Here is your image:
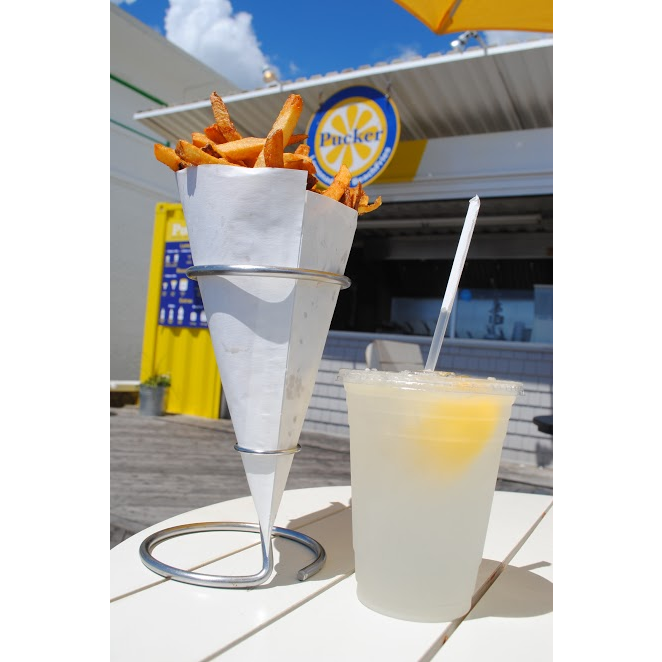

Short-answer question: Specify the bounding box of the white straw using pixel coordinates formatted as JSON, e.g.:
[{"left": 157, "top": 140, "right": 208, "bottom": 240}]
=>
[{"left": 424, "top": 195, "right": 481, "bottom": 371}]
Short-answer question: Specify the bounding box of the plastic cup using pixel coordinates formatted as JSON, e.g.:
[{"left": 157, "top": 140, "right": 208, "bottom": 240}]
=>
[{"left": 339, "top": 369, "right": 523, "bottom": 622}]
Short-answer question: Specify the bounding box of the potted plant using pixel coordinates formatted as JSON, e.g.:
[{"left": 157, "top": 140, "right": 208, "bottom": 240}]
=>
[{"left": 139, "top": 374, "right": 171, "bottom": 416}]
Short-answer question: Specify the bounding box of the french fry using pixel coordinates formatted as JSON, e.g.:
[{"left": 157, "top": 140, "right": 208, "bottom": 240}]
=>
[
  {"left": 261, "top": 128, "right": 284, "bottom": 168},
  {"left": 224, "top": 157, "right": 249, "bottom": 167},
  {"left": 294, "top": 144, "right": 310, "bottom": 157},
  {"left": 210, "top": 136, "right": 266, "bottom": 161},
  {"left": 321, "top": 164, "right": 352, "bottom": 201},
  {"left": 154, "top": 144, "right": 190, "bottom": 172},
  {"left": 253, "top": 94, "right": 303, "bottom": 167},
  {"left": 358, "top": 196, "right": 382, "bottom": 215},
  {"left": 211, "top": 133, "right": 308, "bottom": 163},
  {"left": 241, "top": 155, "right": 258, "bottom": 168},
  {"left": 175, "top": 140, "right": 238, "bottom": 167},
  {"left": 341, "top": 185, "right": 359, "bottom": 211},
  {"left": 191, "top": 132, "right": 212, "bottom": 148},
  {"left": 203, "top": 124, "right": 227, "bottom": 144},
  {"left": 283, "top": 153, "right": 316, "bottom": 177},
  {"left": 210, "top": 91, "right": 242, "bottom": 141},
  {"left": 190, "top": 132, "right": 224, "bottom": 159},
  {"left": 352, "top": 182, "right": 365, "bottom": 210},
  {"left": 306, "top": 172, "right": 319, "bottom": 190}
]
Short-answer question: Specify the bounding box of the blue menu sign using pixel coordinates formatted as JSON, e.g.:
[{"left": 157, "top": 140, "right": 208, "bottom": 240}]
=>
[{"left": 158, "top": 240, "right": 208, "bottom": 329}]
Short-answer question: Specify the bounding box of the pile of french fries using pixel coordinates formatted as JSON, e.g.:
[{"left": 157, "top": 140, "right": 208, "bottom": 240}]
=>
[{"left": 154, "top": 92, "right": 382, "bottom": 215}]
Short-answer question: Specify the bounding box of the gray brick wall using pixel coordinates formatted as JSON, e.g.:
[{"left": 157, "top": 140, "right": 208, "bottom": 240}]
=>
[{"left": 303, "top": 331, "right": 553, "bottom": 468}]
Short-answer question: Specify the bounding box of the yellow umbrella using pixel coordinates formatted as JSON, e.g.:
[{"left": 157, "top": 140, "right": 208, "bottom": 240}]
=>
[{"left": 393, "top": 0, "right": 552, "bottom": 34}]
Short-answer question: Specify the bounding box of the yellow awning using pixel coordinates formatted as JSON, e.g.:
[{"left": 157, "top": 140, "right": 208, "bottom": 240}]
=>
[{"left": 393, "top": 0, "right": 553, "bottom": 34}]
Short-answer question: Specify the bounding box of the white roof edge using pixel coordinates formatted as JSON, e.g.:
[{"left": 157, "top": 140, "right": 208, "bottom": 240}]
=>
[
  {"left": 134, "top": 38, "right": 553, "bottom": 121},
  {"left": 134, "top": 98, "right": 214, "bottom": 119}
]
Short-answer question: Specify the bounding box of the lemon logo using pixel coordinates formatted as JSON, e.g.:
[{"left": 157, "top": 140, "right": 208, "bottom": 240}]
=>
[{"left": 307, "top": 86, "right": 400, "bottom": 187}]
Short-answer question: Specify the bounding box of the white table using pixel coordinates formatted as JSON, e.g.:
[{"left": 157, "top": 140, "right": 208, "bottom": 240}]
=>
[{"left": 111, "top": 486, "right": 552, "bottom": 661}]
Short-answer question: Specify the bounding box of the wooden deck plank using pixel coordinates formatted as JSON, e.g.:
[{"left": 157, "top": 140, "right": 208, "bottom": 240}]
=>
[{"left": 110, "top": 405, "right": 552, "bottom": 548}]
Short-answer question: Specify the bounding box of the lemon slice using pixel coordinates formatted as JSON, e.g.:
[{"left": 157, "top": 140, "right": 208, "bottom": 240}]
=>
[{"left": 410, "top": 396, "right": 503, "bottom": 474}]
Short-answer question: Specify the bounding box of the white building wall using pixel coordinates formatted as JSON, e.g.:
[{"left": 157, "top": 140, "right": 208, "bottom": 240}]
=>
[
  {"left": 110, "top": 99, "right": 176, "bottom": 380},
  {"left": 110, "top": 4, "right": 238, "bottom": 380},
  {"left": 368, "top": 128, "right": 553, "bottom": 201},
  {"left": 110, "top": 123, "right": 179, "bottom": 379}
]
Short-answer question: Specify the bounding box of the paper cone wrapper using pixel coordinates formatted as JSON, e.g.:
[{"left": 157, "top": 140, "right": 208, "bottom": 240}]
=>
[{"left": 176, "top": 165, "right": 357, "bottom": 534}]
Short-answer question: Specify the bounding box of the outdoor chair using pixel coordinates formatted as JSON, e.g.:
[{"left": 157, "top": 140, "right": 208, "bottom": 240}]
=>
[{"left": 365, "top": 340, "right": 425, "bottom": 371}]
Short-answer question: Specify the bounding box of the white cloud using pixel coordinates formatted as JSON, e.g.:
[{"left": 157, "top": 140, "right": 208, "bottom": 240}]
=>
[
  {"left": 111, "top": 0, "right": 137, "bottom": 5},
  {"left": 483, "top": 31, "right": 552, "bottom": 46},
  {"left": 396, "top": 46, "right": 421, "bottom": 61},
  {"left": 164, "top": 0, "right": 276, "bottom": 91}
]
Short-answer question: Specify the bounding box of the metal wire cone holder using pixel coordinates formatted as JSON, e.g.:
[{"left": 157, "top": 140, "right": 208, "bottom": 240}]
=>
[{"left": 139, "top": 264, "right": 351, "bottom": 588}]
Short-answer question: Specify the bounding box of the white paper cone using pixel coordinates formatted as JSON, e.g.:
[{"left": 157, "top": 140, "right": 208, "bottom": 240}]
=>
[
  {"left": 242, "top": 453, "right": 294, "bottom": 540},
  {"left": 176, "top": 165, "right": 357, "bottom": 536}
]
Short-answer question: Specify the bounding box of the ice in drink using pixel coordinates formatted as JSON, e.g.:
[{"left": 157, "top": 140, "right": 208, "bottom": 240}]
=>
[{"left": 340, "top": 369, "right": 523, "bottom": 622}]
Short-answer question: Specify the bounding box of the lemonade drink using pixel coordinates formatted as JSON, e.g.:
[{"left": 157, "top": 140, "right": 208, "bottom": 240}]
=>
[{"left": 340, "top": 369, "right": 523, "bottom": 622}]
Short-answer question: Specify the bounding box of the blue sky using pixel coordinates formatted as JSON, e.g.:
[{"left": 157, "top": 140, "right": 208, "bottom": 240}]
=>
[{"left": 111, "top": 0, "right": 547, "bottom": 91}]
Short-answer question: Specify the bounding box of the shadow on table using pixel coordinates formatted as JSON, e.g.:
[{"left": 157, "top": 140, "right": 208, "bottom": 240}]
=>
[
  {"left": 260, "top": 501, "right": 354, "bottom": 589},
  {"left": 264, "top": 502, "right": 553, "bottom": 621},
  {"left": 284, "top": 501, "right": 350, "bottom": 532},
  {"left": 466, "top": 559, "right": 553, "bottom": 620}
]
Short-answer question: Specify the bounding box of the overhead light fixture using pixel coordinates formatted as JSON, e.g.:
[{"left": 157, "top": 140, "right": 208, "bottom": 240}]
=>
[
  {"left": 262, "top": 64, "right": 279, "bottom": 86},
  {"left": 450, "top": 31, "right": 488, "bottom": 54}
]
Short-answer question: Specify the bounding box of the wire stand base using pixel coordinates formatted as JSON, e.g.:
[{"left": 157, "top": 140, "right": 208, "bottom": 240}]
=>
[
  {"left": 139, "top": 263, "right": 348, "bottom": 588},
  {"left": 139, "top": 521, "right": 326, "bottom": 588},
  {"left": 139, "top": 443, "right": 327, "bottom": 588}
]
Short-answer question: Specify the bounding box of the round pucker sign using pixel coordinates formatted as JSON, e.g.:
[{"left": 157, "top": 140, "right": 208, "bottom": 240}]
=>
[{"left": 306, "top": 85, "right": 400, "bottom": 188}]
